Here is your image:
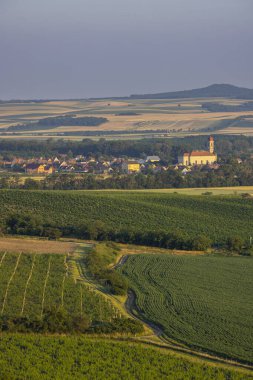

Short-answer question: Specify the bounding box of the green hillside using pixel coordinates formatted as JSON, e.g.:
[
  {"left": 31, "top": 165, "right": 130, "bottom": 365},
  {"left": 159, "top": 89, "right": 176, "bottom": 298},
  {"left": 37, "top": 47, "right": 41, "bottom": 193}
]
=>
[
  {"left": 0, "top": 335, "right": 251, "bottom": 380},
  {"left": 120, "top": 254, "right": 253, "bottom": 363},
  {"left": 0, "top": 190, "right": 253, "bottom": 245}
]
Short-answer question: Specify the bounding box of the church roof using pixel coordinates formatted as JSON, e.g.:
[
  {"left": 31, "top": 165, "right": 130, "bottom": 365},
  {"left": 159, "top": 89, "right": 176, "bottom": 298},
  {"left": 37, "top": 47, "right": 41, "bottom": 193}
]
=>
[{"left": 190, "top": 151, "right": 216, "bottom": 157}]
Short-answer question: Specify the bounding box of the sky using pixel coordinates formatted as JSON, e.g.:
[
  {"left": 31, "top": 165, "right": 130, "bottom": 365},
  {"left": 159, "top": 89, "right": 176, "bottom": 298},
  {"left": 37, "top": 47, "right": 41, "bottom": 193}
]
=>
[{"left": 0, "top": 0, "right": 253, "bottom": 99}]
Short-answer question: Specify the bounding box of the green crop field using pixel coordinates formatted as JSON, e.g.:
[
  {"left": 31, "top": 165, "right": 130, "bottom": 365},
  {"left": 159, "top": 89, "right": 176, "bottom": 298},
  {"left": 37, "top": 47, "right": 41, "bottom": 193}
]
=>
[
  {"left": 0, "top": 190, "right": 253, "bottom": 244},
  {"left": 0, "top": 252, "right": 117, "bottom": 322},
  {"left": 0, "top": 335, "right": 251, "bottom": 380},
  {"left": 120, "top": 254, "right": 253, "bottom": 363}
]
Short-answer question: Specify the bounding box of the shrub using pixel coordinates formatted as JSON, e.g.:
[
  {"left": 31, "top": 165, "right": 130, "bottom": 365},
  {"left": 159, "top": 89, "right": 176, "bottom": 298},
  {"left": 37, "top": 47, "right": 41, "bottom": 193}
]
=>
[
  {"left": 105, "top": 271, "right": 129, "bottom": 295},
  {"left": 227, "top": 236, "right": 244, "bottom": 253},
  {"left": 191, "top": 235, "right": 212, "bottom": 251}
]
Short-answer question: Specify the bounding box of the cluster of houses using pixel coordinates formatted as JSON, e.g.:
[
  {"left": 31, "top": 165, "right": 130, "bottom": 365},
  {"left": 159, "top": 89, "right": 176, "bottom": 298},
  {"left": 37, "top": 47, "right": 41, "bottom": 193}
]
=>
[
  {"left": 0, "top": 155, "right": 166, "bottom": 175},
  {"left": 1, "top": 156, "right": 117, "bottom": 175}
]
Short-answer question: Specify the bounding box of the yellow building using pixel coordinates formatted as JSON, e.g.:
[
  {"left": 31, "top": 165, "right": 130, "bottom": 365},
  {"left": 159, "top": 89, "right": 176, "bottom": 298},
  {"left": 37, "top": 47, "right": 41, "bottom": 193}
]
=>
[
  {"left": 178, "top": 136, "right": 217, "bottom": 166},
  {"left": 122, "top": 160, "right": 141, "bottom": 173},
  {"left": 26, "top": 163, "right": 55, "bottom": 175},
  {"left": 37, "top": 164, "right": 47, "bottom": 174}
]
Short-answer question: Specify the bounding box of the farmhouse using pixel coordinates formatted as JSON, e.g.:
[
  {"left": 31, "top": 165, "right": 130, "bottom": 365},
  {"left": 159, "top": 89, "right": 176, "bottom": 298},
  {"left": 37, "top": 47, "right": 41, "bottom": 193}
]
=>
[{"left": 178, "top": 136, "right": 217, "bottom": 166}]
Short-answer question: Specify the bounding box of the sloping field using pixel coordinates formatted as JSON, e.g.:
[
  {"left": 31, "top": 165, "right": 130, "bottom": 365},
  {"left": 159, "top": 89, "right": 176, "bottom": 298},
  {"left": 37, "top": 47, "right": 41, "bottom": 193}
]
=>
[
  {"left": 0, "top": 335, "right": 251, "bottom": 380},
  {"left": 120, "top": 254, "right": 253, "bottom": 363},
  {"left": 0, "top": 251, "right": 116, "bottom": 321},
  {"left": 0, "top": 190, "right": 252, "bottom": 244}
]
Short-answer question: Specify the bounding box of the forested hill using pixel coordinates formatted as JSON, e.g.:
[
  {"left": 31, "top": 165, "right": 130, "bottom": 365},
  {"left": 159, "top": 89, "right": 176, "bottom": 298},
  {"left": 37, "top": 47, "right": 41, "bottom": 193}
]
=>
[{"left": 130, "top": 84, "right": 253, "bottom": 100}]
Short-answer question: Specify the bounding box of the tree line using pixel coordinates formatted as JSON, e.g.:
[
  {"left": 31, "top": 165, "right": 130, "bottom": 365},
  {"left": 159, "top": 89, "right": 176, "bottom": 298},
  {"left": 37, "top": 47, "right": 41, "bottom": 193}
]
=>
[
  {"left": 3, "top": 214, "right": 252, "bottom": 255},
  {"left": 1, "top": 135, "right": 253, "bottom": 161},
  {"left": 6, "top": 116, "right": 108, "bottom": 132}
]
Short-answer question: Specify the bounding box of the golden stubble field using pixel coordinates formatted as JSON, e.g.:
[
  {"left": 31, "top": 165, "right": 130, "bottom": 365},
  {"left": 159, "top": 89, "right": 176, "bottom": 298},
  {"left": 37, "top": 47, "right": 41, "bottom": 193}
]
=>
[
  {"left": 0, "top": 237, "right": 76, "bottom": 254},
  {"left": 1, "top": 98, "right": 253, "bottom": 138}
]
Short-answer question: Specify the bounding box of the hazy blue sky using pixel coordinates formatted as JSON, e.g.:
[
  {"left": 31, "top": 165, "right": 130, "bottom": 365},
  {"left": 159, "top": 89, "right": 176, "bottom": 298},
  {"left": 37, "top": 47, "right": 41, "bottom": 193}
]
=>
[{"left": 1, "top": 0, "right": 252, "bottom": 99}]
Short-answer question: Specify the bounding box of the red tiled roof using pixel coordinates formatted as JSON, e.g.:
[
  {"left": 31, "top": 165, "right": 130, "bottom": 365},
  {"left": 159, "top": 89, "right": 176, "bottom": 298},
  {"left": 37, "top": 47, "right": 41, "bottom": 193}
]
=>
[{"left": 190, "top": 151, "right": 216, "bottom": 157}]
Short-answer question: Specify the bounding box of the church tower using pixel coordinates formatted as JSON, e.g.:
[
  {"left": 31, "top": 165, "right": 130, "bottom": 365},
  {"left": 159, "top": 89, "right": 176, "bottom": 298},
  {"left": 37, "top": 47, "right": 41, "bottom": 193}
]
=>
[{"left": 209, "top": 136, "right": 214, "bottom": 154}]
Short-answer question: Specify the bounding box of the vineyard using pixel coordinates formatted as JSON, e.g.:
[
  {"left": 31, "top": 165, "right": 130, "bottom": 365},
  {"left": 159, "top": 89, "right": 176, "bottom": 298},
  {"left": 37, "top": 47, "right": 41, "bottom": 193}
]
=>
[
  {"left": 0, "top": 251, "right": 118, "bottom": 322},
  {"left": 0, "top": 190, "right": 253, "bottom": 244},
  {"left": 0, "top": 335, "right": 252, "bottom": 380},
  {"left": 120, "top": 254, "right": 253, "bottom": 363}
]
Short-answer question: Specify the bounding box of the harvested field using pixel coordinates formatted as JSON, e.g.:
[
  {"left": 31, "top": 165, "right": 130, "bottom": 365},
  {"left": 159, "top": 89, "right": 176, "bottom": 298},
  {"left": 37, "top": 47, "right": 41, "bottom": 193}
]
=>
[
  {"left": 119, "top": 244, "right": 205, "bottom": 256},
  {"left": 0, "top": 237, "right": 76, "bottom": 254},
  {"left": 1, "top": 98, "right": 253, "bottom": 139}
]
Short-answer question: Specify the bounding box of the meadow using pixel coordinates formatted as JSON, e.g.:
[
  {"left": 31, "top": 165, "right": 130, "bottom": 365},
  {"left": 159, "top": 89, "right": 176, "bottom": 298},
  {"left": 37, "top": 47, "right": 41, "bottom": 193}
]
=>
[
  {"left": 0, "top": 335, "right": 251, "bottom": 380},
  {"left": 120, "top": 254, "right": 253, "bottom": 363},
  {"left": 0, "top": 250, "right": 117, "bottom": 323},
  {"left": 0, "top": 190, "right": 253, "bottom": 245},
  {"left": 1, "top": 97, "right": 253, "bottom": 140}
]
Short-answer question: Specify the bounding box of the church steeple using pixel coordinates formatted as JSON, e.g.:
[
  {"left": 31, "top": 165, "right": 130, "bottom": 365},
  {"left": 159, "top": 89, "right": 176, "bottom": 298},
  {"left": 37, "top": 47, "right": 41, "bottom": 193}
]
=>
[{"left": 209, "top": 136, "right": 214, "bottom": 154}]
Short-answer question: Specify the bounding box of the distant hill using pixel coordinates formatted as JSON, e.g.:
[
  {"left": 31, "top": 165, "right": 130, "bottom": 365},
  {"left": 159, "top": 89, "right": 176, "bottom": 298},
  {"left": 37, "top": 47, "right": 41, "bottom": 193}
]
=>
[{"left": 130, "top": 84, "right": 253, "bottom": 100}]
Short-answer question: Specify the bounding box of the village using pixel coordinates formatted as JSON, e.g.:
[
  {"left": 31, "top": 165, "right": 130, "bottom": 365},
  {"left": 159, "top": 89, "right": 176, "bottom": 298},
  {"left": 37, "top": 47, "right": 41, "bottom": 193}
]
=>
[
  {"left": 0, "top": 136, "right": 223, "bottom": 177},
  {"left": 0, "top": 153, "right": 222, "bottom": 177}
]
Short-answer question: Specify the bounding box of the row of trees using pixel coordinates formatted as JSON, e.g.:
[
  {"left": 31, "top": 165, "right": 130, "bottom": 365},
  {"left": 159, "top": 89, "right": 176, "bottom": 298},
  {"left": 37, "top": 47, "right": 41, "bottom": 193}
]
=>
[
  {"left": 4, "top": 214, "right": 252, "bottom": 254},
  {"left": 7, "top": 116, "right": 108, "bottom": 132}
]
